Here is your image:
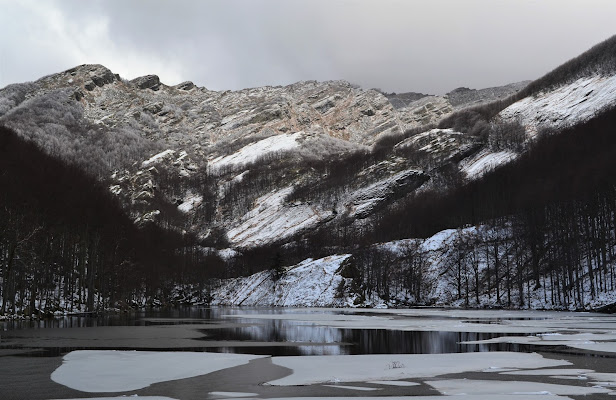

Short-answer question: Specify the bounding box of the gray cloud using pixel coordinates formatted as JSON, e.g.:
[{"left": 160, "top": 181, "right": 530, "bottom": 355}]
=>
[{"left": 1, "top": 0, "right": 615, "bottom": 94}]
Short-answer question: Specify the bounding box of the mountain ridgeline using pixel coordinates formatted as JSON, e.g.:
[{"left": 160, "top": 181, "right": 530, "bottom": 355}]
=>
[{"left": 1, "top": 35, "right": 616, "bottom": 313}]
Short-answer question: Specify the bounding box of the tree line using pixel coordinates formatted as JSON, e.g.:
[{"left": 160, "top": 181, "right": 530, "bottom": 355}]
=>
[{"left": 0, "top": 126, "right": 225, "bottom": 315}]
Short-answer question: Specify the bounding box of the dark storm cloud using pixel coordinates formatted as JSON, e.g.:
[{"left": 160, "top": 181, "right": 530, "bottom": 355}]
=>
[{"left": 1, "top": 0, "right": 615, "bottom": 94}]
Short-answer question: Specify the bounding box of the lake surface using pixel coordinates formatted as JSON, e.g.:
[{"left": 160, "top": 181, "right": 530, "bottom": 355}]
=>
[{"left": 1, "top": 307, "right": 616, "bottom": 399}]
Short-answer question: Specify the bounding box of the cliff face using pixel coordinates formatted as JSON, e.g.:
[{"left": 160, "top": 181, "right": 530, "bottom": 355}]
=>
[{"left": 0, "top": 64, "right": 529, "bottom": 250}]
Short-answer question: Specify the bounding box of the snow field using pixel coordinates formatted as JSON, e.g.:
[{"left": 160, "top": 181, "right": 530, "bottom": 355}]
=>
[
  {"left": 226, "top": 187, "right": 333, "bottom": 248},
  {"left": 499, "top": 74, "right": 616, "bottom": 136},
  {"left": 208, "top": 132, "right": 302, "bottom": 172},
  {"left": 460, "top": 148, "right": 517, "bottom": 179}
]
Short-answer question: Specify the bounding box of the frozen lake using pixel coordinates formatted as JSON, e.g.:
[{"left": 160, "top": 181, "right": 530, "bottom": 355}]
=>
[{"left": 1, "top": 307, "right": 616, "bottom": 399}]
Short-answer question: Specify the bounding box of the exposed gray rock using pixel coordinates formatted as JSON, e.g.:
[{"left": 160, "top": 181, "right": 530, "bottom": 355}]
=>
[
  {"left": 175, "top": 81, "right": 196, "bottom": 91},
  {"left": 0, "top": 63, "right": 529, "bottom": 249},
  {"left": 131, "top": 75, "right": 161, "bottom": 91},
  {"left": 446, "top": 81, "right": 530, "bottom": 108},
  {"left": 383, "top": 91, "right": 430, "bottom": 109}
]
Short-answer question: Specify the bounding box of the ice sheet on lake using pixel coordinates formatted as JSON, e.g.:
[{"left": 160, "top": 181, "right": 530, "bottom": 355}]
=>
[
  {"left": 461, "top": 332, "right": 616, "bottom": 354},
  {"left": 426, "top": 378, "right": 611, "bottom": 396},
  {"left": 266, "top": 352, "right": 569, "bottom": 386},
  {"left": 51, "top": 350, "right": 264, "bottom": 393},
  {"left": 244, "top": 396, "right": 574, "bottom": 400},
  {"left": 501, "top": 368, "right": 594, "bottom": 376},
  {"left": 53, "top": 398, "right": 177, "bottom": 400},
  {"left": 323, "top": 384, "right": 381, "bottom": 391},
  {"left": 208, "top": 392, "right": 259, "bottom": 398},
  {"left": 367, "top": 380, "right": 420, "bottom": 386}
]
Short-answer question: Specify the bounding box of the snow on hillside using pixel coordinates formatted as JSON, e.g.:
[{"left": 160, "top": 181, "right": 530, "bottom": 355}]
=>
[
  {"left": 208, "top": 132, "right": 302, "bottom": 172},
  {"left": 212, "top": 254, "right": 352, "bottom": 306},
  {"left": 346, "top": 169, "right": 425, "bottom": 218},
  {"left": 177, "top": 191, "right": 203, "bottom": 213},
  {"left": 460, "top": 148, "right": 517, "bottom": 179},
  {"left": 499, "top": 74, "right": 616, "bottom": 135},
  {"left": 395, "top": 128, "right": 463, "bottom": 155},
  {"left": 226, "top": 187, "right": 334, "bottom": 248}
]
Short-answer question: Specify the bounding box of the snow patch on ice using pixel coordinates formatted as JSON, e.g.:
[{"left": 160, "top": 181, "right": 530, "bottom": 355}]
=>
[
  {"left": 367, "top": 380, "right": 420, "bottom": 387},
  {"left": 53, "top": 398, "right": 177, "bottom": 400},
  {"left": 266, "top": 352, "right": 569, "bottom": 386},
  {"left": 323, "top": 384, "right": 381, "bottom": 391},
  {"left": 426, "top": 378, "right": 610, "bottom": 396},
  {"left": 208, "top": 392, "right": 258, "bottom": 398},
  {"left": 51, "top": 350, "right": 264, "bottom": 393}
]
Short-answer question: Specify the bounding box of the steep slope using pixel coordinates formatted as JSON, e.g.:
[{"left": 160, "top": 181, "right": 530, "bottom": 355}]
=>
[
  {"left": 0, "top": 64, "right": 524, "bottom": 253},
  {"left": 0, "top": 126, "right": 220, "bottom": 314}
]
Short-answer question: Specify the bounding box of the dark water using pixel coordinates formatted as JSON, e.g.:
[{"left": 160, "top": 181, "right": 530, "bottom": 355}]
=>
[{"left": 1, "top": 307, "right": 528, "bottom": 357}]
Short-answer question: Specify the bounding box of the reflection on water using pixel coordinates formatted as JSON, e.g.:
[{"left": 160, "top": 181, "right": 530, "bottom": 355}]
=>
[
  {"left": 1, "top": 306, "right": 220, "bottom": 330},
  {"left": 1, "top": 307, "right": 526, "bottom": 356}
]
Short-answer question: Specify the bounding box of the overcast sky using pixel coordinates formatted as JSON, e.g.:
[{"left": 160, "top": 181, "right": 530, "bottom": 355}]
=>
[{"left": 1, "top": 0, "right": 615, "bottom": 94}]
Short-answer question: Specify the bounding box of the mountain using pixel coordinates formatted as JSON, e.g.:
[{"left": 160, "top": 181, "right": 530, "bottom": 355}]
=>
[
  {"left": 2, "top": 35, "right": 616, "bottom": 313},
  {"left": 0, "top": 64, "right": 527, "bottom": 250}
]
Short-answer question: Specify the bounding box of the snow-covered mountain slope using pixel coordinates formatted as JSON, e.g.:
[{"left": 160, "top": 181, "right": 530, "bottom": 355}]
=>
[
  {"left": 499, "top": 74, "right": 616, "bottom": 136},
  {"left": 1, "top": 60, "right": 605, "bottom": 256},
  {"left": 212, "top": 254, "right": 353, "bottom": 306},
  {"left": 226, "top": 187, "right": 334, "bottom": 248},
  {"left": 459, "top": 148, "right": 517, "bottom": 179}
]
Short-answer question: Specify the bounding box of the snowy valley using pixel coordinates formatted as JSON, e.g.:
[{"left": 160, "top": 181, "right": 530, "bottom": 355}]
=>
[{"left": 2, "top": 36, "right": 616, "bottom": 316}]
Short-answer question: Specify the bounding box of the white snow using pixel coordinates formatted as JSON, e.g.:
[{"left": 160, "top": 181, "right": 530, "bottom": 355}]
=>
[
  {"left": 323, "top": 385, "right": 381, "bottom": 391},
  {"left": 346, "top": 169, "right": 423, "bottom": 218},
  {"left": 499, "top": 74, "right": 616, "bottom": 136},
  {"left": 177, "top": 191, "right": 203, "bottom": 213},
  {"left": 208, "top": 392, "right": 258, "bottom": 398},
  {"left": 237, "top": 397, "right": 573, "bottom": 400},
  {"left": 212, "top": 255, "right": 351, "bottom": 306},
  {"left": 209, "top": 132, "right": 302, "bottom": 172},
  {"left": 462, "top": 332, "right": 616, "bottom": 354},
  {"left": 460, "top": 148, "right": 517, "bottom": 179},
  {"left": 216, "top": 248, "right": 239, "bottom": 261},
  {"left": 426, "top": 379, "right": 610, "bottom": 396},
  {"left": 226, "top": 187, "right": 333, "bottom": 248},
  {"left": 266, "top": 352, "right": 569, "bottom": 386},
  {"left": 367, "top": 380, "right": 420, "bottom": 387},
  {"left": 51, "top": 350, "right": 264, "bottom": 393},
  {"left": 502, "top": 368, "right": 594, "bottom": 376},
  {"left": 395, "top": 128, "right": 462, "bottom": 154},
  {"left": 142, "top": 149, "right": 176, "bottom": 167},
  {"left": 52, "top": 398, "right": 177, "bottom": 400}
]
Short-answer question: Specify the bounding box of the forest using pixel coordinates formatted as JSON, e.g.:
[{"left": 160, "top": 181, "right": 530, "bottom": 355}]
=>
[{"left": 0, "top": 126, "right": 224, "bottom": 315}]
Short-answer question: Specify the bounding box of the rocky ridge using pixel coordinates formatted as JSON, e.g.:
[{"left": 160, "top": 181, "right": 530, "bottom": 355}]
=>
[{"left": 0, "top": 64, "right": 530, "bottom": 250}]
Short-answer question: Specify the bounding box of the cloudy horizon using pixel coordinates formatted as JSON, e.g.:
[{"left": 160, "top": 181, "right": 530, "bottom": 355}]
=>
[{"left": 1, "top": 0, "right": 615, "bottom": 94}]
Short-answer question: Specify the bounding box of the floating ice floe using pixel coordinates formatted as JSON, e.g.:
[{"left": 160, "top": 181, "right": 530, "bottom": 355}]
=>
[
  {"left": 51, "top": 350, "right": 264, "bottom": 393},
  {"left": 52, "top": 398, "right": 177, "bottom": 400},
  {"left": 323, "top": 384, "right": 381, "bottom": 391},
  {"left": 367, "top": 380, "right": 420, "bottom": 386},
  {"left": 266, "top": 352, "right": 569, "bottom": 386},
  {"left": 426, "top": 378, "right": 611, "bottom": 396},
  {"left": 208, "top": 392, "right": 259, "bottom": 398},
  {"left": 461, "top": 332, "right": 616, "bottom": 354}
]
